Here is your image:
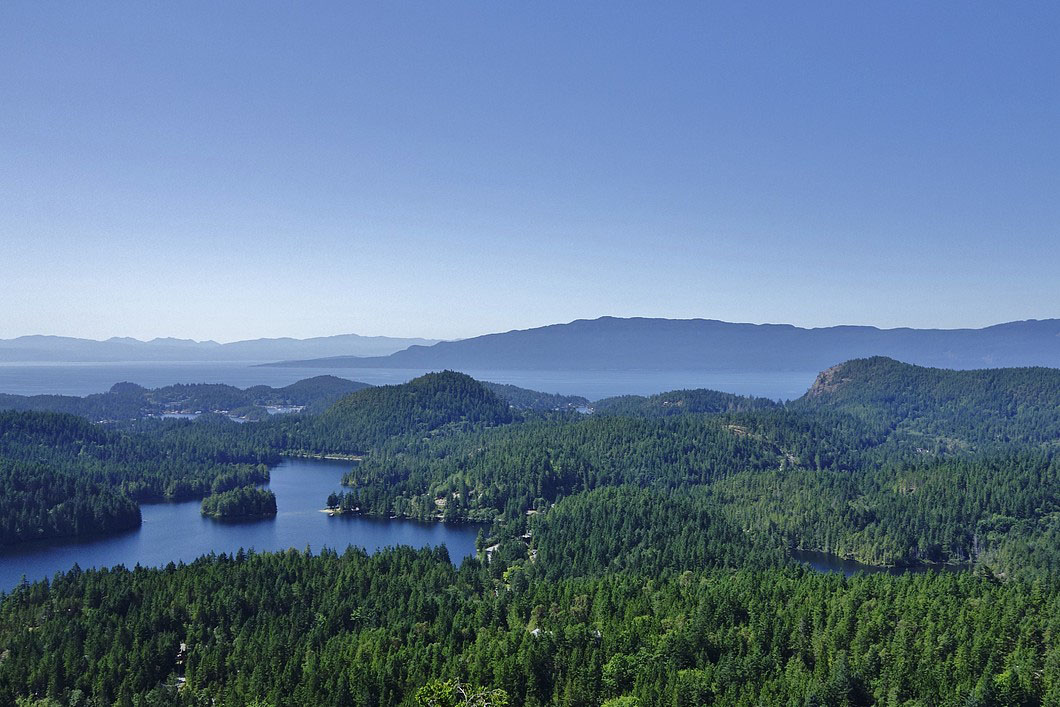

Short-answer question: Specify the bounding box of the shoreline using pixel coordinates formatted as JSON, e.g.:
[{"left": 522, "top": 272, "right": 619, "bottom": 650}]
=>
[
  {"left": 283, "top": 452, "right": 364, "bottom": 462},
  {"left": 319, "top": 507, "right": 490, "bottom": 525}
]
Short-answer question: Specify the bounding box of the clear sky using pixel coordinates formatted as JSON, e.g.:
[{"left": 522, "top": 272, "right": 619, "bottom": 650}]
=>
[{"left": 2, "top": 2, "right": 1057, "bottom": 342}]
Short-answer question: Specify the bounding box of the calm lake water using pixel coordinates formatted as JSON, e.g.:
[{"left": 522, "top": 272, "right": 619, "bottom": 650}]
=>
[
  {"left": 0, "top": 361, "right": 817, "bottom": 401},
  {"left": 0, "top": 458, "right": 481, "bottom": 593},
  {"left": 0, "top": 458, "right": 957, "bottom": 592},
  {"left": 2, "top": 363, "right": 902, "bottom": 591}
]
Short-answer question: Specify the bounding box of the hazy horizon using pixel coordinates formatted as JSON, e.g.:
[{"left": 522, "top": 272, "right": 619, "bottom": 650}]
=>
[{"left": 2, "top": 313, "right": 1058, "bottom": 347}]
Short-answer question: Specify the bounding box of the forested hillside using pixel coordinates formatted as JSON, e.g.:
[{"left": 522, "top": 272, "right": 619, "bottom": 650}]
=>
[
  {"left": 592, "top": 388, "right": 778, "bottom": 416},
  {"left": 796, "top": 356, "right": 1060, "bottom": 451},
  {"left": 2, "top": 547, "right": 1057, "bottom": 706},
  {"left": 529, "top": 486, "right": 784, "bottom": 579},
  {"left": 6, "top": 358, "right": 1060, "bottom": 703},
  {"left": 0, "top": 411, "right": 275, "bottom": 501},
  {"left": 704, "top": 451, "right": 1060, "bottom": 572},
  {"left": 308, "top": 371, "right": 515, "bottom": 453},
  {"left": 0, "top": 410, "right": 274, "bottom": 543},
  {"left": 0, "top": 458, "right": 141, "bottom": 544},
  {"left": 338, "top": 414, "right": 785, "bottom": 521},
  {"left": 481, "top": 382, "right": 590, "bottom": 411}
]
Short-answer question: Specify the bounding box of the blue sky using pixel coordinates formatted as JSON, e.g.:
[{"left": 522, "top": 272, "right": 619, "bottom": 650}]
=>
[{"left": 2, "top": 2, "right": 1057, "bottom": 341}]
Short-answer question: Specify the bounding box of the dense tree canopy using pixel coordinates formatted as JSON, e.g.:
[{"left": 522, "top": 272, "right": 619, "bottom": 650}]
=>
[
  {"left": 795, "top": 356, "right": 1060, "bottom": 451},
  {"left": 0, "top": 458, "right": 140, "bottom": 545},
  {"left": 6, "top": 359, "right": 1060, "bottom": 703},
  {"left": 0, "top": 410, "right": 273, "bottom": 542},
  {"left": 200, "top": 486, "right": 277, "bottom": 519},
  {"left": 3, "top": 547, "right": 1060, "bottom": 706},
  {"left": 592, "top": 388, "right": 777, "bottom": 417}
]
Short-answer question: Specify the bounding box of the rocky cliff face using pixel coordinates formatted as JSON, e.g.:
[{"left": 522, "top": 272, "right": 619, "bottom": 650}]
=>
[{"left": 804, "top": 363, "right": 852, "bottom": 397}]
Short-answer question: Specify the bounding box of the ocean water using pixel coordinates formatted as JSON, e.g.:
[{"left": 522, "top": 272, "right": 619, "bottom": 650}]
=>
[{"left": 0, "top": 361, "right": 817, "bottom": 400}]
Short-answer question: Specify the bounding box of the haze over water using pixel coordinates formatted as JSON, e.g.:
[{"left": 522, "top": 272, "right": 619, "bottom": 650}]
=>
[{"left": 0, "top": 361, "right": 817, "bottom": 401}]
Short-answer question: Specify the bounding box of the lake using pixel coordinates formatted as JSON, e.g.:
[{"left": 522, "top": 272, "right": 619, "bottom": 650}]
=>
[
  {"left": 0, "top": 457, "right": 481, "bottom": 593},
  {"left": 0, "top": 459, "right": 962, "bottom": 592},
  {"left": 0, "top": 363, "right": 860, "bottom": 592},
  {"left": 0, "top": 361, "right": 817, "bottom": 401}
]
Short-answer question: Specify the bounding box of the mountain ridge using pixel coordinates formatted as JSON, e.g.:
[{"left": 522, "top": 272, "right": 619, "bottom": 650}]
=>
[
  {"left": 262, "top": 316, "right": 1060, "bottom": 372},
  {"left": 0, "top": 333, "right": 440, "bottom": 362}
]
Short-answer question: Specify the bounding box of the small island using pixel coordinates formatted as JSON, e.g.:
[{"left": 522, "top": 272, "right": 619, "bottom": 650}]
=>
[{"left": 201, "top": 486, "right": 277, "bottom": 519}]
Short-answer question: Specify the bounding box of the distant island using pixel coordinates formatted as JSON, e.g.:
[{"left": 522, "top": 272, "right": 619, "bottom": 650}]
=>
[
  {"left": 0, "top": 375, "right": 371, "bottom": 422},
  {"left": 261, "top": 316, "right": 1060, "bottom": 372}
]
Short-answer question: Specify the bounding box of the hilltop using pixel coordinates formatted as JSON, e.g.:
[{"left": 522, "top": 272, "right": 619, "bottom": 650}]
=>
[
  {"left": 794, "top": 356, "right": 1060, "bottom": 450},
  {"left": 593, "top": 388, "right": 778, "bottom": 416},
  {"left": 308, "top": 371, "right": 515, "bottom": 452}
]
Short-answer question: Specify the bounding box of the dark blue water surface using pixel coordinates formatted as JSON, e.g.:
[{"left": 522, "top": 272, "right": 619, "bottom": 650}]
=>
[
  {"left": 0, "top": 364, "right": 871, "bottom": 592},
  {"left": 0, "top": 458, "right": 481, "bottom": 592},
  {"left": 791, "top": 549, "right": 965, "bottom": 577},
  {"left": 0, "top": 361, "right": 817, "bottom": 401},
  {"left": 0, "top": 463, "right": 964, "bottom": 592}
]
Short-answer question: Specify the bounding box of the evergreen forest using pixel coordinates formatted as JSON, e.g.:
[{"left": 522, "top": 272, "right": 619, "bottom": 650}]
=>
[{"left": 5, "top": 359, "right": 1060, "bottom": 704}]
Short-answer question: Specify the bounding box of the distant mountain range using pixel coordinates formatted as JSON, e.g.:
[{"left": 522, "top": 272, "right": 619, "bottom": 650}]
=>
[
  {"left": 263, "top": 316, "right": 1060, "bottom": 372},
  {"left": 0, "top": 333, "right": 439, "bottom": 362}
]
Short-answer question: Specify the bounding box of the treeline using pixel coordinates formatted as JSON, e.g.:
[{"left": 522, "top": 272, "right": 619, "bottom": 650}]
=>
[
  {"left": 201, "top": 486, "right": 277, "bottom": 519},
  {"left": 2, "top": 546, "right": 1058, "bottom": 706},
  {"left": 528, "top": 486, "right": 785, "bottom": 580},
  {"left": 0, "top": 410, "right": 276, "bottom": 543},
  {"left": 310, "top": 371, "right": 515, "bottom": 453},
  {"left": 339, "top": 414, "right": 785, "bottom": 522},
  {"left": 796, "top": 356, "right": 1060, "bottom": 451},
  {"left": 592, "top": 388, "right": 778, "bottom": 416},
  {"left": 482, "top": 382, "right": 589, "bottom": 412},
  {"left": 0, "top": 459, "right": 141, "bottom": 545},
  {"left": 705, "top": 450, "right": 1060, "bottom": 574},
  {"left": 0, "top": 411, "right": 275, "bottom": 501}
]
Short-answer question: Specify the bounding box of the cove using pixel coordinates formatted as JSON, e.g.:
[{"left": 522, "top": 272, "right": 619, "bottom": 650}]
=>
[{"left": 0, "top": 457, "right": 480, "bottom": 593}]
